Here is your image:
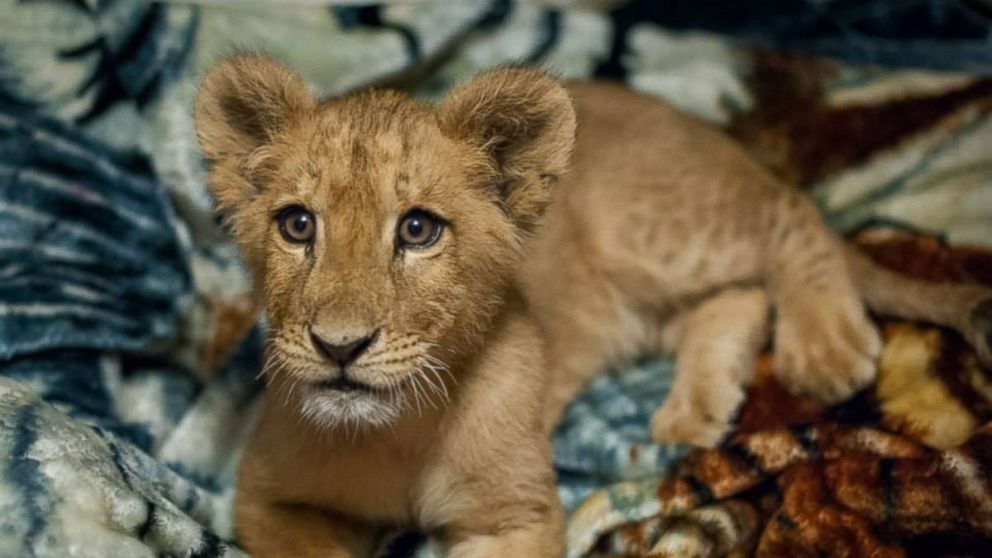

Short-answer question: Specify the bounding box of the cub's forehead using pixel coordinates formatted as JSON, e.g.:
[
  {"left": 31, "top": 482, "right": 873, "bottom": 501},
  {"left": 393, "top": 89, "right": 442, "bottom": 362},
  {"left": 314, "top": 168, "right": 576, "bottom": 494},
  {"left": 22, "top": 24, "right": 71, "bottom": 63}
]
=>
[
  {"left": 283, "top": 95, "right": 460, "bottom": 205},
  {"left": 308, "top": 98, "right": 435, "bottom": 159}
]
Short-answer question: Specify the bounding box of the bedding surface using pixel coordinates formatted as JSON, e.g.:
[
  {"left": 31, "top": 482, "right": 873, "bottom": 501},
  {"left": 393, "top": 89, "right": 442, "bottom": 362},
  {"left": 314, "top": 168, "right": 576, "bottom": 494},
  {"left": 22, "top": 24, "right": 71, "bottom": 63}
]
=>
[{"left": 1, "top": 1, "right": 990, "bottom": 556}]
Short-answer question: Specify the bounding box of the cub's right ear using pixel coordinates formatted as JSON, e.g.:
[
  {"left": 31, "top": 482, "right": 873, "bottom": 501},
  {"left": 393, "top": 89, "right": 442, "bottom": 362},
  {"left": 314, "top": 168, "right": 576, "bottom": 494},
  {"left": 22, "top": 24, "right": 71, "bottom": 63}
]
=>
[{"left": 194, "top": 54, "right": 314, "bottom": 209}]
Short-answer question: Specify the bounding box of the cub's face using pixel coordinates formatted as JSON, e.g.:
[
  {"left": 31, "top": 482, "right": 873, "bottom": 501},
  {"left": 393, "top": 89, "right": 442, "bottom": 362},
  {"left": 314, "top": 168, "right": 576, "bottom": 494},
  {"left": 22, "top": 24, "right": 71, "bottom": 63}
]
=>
[{"left": 195, "top": 55, "right": 575, "bottom": 430}]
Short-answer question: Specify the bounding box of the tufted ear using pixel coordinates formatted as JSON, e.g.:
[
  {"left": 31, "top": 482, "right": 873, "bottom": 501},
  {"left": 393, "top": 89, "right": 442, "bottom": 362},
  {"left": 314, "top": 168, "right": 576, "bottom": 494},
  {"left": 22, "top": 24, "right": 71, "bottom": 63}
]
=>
[
  {"left": 439, "top": 67, "right": 576, "bottom": 232},
  {"left": 194, "top": 53, "right": 314, "bottom": 210}
]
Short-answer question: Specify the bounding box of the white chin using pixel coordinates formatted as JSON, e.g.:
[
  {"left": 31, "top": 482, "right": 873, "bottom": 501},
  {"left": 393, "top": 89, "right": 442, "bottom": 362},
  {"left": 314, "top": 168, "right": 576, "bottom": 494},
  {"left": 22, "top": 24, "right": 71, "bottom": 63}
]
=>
[{"left": 298, "top": 389, "right": 400, "bottom": 430}]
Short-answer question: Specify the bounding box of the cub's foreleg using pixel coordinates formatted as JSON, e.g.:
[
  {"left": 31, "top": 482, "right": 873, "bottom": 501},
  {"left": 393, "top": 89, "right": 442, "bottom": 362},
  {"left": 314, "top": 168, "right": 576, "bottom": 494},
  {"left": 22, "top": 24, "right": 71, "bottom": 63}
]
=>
[
  {"left": 651, "top": 287, "right": 769, "bottom": 447},
  {"left": 766, "top": 189, "right": 882, "bottom": 402},
  {"left": 445, "top": 505, "right": 565, "bottom": 558},
  {"left": 236, "top": 494, "right": 377, "bottom": 558}
]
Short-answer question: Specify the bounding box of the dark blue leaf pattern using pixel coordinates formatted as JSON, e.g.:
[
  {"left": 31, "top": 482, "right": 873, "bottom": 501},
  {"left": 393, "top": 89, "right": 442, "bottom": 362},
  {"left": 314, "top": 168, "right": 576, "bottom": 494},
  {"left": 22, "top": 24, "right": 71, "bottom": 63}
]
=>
[
  {"left": 57, "top": 2, "right": 198, "bottom": 123},
  {"left": 0, "top": 1, "right": 989, "bottom": 557}
]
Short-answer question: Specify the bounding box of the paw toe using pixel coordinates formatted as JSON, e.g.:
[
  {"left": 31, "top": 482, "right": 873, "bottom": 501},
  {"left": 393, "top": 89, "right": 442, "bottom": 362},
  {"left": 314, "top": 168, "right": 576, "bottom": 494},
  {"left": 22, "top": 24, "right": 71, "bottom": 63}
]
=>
[
  {"left": 860, "top": 322, "right": 883, "bottom": 360},
  {"left": 775, "top": 342, "right": 877, "bottom": 404},
  {"left": 651, "top": 405, "right": 731, "bottom": 448}
]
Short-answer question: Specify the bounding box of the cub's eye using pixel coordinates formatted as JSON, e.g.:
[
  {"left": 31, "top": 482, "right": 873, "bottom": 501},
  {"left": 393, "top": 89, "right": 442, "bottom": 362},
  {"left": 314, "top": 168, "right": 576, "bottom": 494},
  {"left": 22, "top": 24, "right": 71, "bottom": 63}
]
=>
[
  {"left": 397, "top": 209, "right": 443, "bottom": 250},
  {"left": 276, "top": 205, "right": 316, "bottom": 244}
]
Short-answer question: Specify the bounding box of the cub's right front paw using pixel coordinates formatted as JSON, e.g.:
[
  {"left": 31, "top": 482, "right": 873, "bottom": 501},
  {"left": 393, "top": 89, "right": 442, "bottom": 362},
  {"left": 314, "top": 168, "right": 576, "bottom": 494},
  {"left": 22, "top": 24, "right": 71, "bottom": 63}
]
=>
[{"left": 774, "top": 293, "right": 881, "bottom": 403}]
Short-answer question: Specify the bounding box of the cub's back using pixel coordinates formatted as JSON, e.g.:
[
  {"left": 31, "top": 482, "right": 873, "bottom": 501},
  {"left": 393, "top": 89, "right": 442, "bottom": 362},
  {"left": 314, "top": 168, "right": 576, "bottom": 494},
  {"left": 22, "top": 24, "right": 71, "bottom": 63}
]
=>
[
  {"left": 561, "top": 80, "right": 781, "bottom": 226},
  {"left": 523, "top": 81, "right": 784, "bottom": 310}
]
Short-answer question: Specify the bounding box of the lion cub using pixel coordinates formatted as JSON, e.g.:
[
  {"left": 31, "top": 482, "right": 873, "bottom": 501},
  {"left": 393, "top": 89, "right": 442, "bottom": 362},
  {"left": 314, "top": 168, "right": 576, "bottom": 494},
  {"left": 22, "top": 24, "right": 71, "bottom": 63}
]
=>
[
  {"left": 196, "top": 55, "right": 992, "bottom": 557},
  {"left": 196, "top": 55, "right": 571, "bottom": 557}
]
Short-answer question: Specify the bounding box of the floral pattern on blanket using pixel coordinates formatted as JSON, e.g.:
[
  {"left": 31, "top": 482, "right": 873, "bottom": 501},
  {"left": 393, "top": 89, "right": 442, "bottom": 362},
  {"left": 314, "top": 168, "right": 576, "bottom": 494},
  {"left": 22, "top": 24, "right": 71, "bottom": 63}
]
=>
[{"left": 0, "top": 1, "right": 990, "bottom": 557}]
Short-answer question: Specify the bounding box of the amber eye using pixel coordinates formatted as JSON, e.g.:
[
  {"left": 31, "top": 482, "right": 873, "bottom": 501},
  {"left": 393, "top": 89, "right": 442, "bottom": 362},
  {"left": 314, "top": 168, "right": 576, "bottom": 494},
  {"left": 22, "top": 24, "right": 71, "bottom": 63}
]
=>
[
  {"left": 276, "top": 205, "right": 316, "bottom": 244},
  {"left": 397, "top": 209, "right": 443, "bottom": 250}
]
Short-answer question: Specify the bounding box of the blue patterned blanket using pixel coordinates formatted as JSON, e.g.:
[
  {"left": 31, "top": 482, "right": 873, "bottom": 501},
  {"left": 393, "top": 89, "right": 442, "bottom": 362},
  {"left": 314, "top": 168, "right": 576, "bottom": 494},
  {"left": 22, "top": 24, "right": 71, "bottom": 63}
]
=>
[{"left": 1, "top": 1, "right": 990, "bottom": 556}]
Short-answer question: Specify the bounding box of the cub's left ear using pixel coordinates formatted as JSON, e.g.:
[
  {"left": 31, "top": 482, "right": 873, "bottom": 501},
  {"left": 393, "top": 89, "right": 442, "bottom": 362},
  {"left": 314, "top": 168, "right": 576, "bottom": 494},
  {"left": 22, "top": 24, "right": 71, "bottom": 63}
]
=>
[{"left": 439, "top": 68, "right": 576, "bottom": 231}]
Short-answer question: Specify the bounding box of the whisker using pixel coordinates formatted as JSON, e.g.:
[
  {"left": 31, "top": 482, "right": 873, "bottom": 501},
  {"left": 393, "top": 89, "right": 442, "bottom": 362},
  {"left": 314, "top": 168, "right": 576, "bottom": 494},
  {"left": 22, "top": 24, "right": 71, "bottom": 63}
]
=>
[
  {"left": 424, "top": 353, "right": 456, "bottom": 388},
  {"left": 285, "top": 376, "right": 300, "bottom": 406},
  {"left": 424, "top": 363, "right": 450, "bottom": 403},
  {"left": 410, "top": 374, "right": 425, "bottom": 416},
  {"left": 256, "top": 352, "right": 279, "bottom": 381},
  {"left": 417, "top": 369, "right": 440, "bottom": 410}
]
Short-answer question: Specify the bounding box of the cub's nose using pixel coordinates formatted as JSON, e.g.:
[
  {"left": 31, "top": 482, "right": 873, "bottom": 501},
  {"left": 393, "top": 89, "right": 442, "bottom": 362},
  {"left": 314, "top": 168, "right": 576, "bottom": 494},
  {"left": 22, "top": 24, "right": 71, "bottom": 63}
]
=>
[{"left": 310, "top": 329, "right": 379, "bottom": 367}]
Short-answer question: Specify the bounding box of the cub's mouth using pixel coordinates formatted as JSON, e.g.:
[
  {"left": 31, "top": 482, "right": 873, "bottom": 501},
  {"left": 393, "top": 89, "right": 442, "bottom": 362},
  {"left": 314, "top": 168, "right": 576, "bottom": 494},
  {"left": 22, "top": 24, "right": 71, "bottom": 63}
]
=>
[
  {"left": 294, "top": 368, "right": 424, "bottom": 430},
  {"left": 297, "top": 379, "right": 401, "bottom": 430},
  {"left": 312, "top": 377, "right": 378, "bottom": 393}
]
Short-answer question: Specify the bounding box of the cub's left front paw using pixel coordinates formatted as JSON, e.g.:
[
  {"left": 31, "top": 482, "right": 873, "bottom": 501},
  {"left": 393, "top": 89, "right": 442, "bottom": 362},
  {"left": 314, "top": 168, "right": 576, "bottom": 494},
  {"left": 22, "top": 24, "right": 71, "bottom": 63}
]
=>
[
  {"left": 774, "top": 293, "right": 881, "bottom": 403},
  {"left": 650, "top": 386, "right": 742, "bottom": 448}
]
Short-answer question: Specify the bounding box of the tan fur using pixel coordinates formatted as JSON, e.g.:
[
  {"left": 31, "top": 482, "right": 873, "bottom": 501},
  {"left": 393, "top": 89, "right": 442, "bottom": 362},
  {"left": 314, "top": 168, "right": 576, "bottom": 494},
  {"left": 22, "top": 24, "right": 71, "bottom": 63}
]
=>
[{"left": 195, "top": 55, "right": 992, "bottom": 556}]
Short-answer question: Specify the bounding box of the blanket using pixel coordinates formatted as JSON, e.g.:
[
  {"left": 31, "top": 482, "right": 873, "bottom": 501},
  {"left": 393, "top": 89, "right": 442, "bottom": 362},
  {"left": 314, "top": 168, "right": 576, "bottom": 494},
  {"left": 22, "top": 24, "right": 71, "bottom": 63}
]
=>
[{"left": 0, "top": 1, "right": 990, "bottom": 556}]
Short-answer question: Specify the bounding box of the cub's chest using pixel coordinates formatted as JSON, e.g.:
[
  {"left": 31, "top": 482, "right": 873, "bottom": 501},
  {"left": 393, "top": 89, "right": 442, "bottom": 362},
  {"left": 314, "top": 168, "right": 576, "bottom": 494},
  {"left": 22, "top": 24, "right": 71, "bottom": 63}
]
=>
[
  {"left": 286, "top": 443, "right": 431, "bottom": 524},
  {"left": 258, "top": 424, "right": 471, "bottom": 529}
]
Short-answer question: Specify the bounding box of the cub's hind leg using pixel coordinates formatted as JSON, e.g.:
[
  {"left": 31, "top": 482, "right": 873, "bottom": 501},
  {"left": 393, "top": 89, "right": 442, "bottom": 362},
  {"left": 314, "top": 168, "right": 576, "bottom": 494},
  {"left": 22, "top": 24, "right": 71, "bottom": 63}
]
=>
[
  {"left": 845, "top": 246, "right": 992, "bottom": 367},
  {"left": 651, "top": 287, "right": 770, "bottom": 447},
  {"left": 767, "top": 189, "right": 882, "bottom": 403}
]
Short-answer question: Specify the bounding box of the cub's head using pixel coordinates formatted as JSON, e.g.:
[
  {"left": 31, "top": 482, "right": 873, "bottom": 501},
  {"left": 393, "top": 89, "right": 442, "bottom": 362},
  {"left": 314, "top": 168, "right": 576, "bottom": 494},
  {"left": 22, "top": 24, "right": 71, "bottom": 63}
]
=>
[{"left": 195, "top": 54, "right": 575, "bottom": 430}]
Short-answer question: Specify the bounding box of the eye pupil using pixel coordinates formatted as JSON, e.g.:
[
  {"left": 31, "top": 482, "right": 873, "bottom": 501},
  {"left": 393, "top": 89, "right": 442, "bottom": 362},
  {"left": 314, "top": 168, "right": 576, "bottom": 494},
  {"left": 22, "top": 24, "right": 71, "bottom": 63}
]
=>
[
  {"left": 293, "top": 216, "right": 309, "bottom": 232},
  {"left": 406, "top": 219, "right": 423, "bottom": 237}
]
